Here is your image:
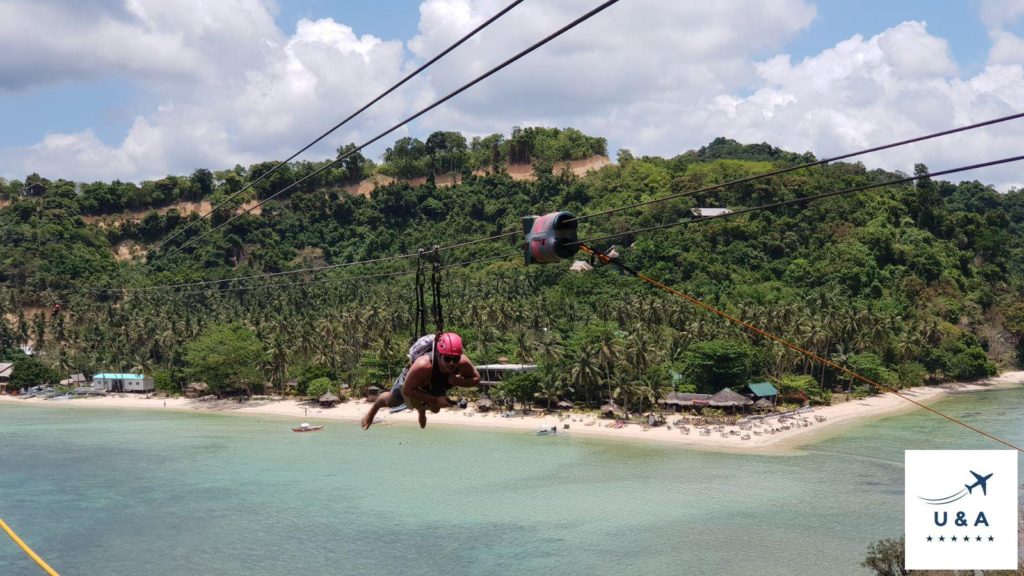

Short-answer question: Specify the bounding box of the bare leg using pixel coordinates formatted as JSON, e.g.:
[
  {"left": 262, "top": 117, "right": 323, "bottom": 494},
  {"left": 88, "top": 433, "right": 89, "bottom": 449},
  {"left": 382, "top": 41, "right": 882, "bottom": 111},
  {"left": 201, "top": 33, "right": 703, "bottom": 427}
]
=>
[
  {"left": 362, "top": 392, "right": 391, "bottom": 430},
  {"left": 417, "top": 406, "right": 427, "bottom": 429}
]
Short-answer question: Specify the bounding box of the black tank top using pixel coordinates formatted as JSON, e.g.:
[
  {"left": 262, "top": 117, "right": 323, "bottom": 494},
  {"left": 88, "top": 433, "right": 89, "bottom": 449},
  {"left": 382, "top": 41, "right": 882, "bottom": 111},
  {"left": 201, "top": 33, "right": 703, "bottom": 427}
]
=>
[{"left": 426, "top": 355, "right": 450, "bottom": 396}]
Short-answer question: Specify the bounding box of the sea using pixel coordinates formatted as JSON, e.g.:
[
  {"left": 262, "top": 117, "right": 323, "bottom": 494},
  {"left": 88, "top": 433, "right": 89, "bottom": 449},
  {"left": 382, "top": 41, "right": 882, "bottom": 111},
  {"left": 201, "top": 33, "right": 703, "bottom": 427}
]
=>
[{"left": 1, "top": 387, "right": 1021, "bottom": 576}]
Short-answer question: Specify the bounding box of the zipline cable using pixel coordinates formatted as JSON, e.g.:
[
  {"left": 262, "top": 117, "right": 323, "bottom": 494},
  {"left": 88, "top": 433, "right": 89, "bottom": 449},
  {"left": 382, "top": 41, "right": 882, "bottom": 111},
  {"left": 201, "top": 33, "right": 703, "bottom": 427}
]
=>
[
  {"left": 571, "top": 154, "right": 1024, "bottom": 248},
  {"left": 569, "top": 111, "right": 1024, "bottom": 224},
  {"left": 579, "top": 244, "right": 1023, "bottom": 452},
  {"left": 139, "top": 0, "right": 622, "bottom": 276},
  {"left": 100, "top": 153, "right": 1021, "bottom": 295},
  {"left": 156, "top": 252, "right": 520, "bottom": 297},
  {"left": 99, "top": 94, "right": 1020, "bottom": 295},
  {"left": 103, "top": 227, "right": 522, "bottom": 294},
  {"left": 145, "top": 0, "right": 528, "bottom": 262}
]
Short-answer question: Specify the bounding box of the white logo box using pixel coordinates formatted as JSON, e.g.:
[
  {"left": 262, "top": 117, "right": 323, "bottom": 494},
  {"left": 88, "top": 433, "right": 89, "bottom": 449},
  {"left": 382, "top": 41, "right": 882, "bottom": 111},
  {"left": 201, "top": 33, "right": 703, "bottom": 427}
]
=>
[{"left": 905, "top": 450, "right": 1019, "bottom": 570}]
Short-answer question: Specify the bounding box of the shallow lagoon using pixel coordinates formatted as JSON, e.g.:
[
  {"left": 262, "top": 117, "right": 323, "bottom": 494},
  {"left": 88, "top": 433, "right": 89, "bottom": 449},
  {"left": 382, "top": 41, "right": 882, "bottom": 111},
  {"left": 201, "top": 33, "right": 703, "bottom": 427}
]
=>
[{"left": 1, "top": 387, "right": 1020, "bottom": 575}]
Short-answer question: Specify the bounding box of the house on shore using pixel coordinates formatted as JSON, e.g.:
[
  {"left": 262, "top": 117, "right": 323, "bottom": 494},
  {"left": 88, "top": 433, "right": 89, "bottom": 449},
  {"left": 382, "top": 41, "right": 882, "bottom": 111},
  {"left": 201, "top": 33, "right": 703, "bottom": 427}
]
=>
[
  {"left": 92, "top": 373, "right": 154, "bottom": 393},
  {"left": 0, "top": 362, "right": 13, "bottom": 394},
  {"left": 59, "top": 373, "right": 87, "bottom": 387},
  {"left": 476, "top": 363, "right": 538, "bottom": 389},
  {"left": 745, "top": 382, "right": 779, "bottom": 406}
]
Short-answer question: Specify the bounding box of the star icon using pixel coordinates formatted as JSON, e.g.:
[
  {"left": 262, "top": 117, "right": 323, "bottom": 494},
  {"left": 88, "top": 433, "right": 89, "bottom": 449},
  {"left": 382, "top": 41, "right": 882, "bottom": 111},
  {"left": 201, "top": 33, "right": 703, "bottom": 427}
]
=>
[
  {"left": 926, "top": 536, "right": 933, "bottom": 542},
  {"left": 975, "top": 536, "right": 982, "bottom": 542},
  {"left": 988, "top": 536, "right": 995, "bottom": 542},
  {"left": 939, "top": 536, "right": 945, "bottom": 542},
  {"left": 951, "top": 536, "right": 957, "bottom": 542},
  {"left": 963, "top": 535, "right": 969, "bottom": 543}
]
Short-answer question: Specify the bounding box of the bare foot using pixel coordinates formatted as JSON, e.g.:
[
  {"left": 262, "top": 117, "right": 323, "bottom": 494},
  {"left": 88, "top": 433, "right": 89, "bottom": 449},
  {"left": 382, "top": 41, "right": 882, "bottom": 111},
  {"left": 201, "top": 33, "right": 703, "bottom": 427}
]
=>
[
  {"left": 362, "top": 409, "right": 377, "bottom": 430},
  {"left": 418, "top": 407, "right": 427, "bottom": 429}
]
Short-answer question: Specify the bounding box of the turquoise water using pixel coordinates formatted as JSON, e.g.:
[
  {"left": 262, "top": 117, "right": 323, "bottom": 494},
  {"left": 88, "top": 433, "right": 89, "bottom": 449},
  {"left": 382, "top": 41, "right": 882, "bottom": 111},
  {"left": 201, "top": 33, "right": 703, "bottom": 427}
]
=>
[{"left": 1, "top": 388, "right": 1021, "bottom": 576}]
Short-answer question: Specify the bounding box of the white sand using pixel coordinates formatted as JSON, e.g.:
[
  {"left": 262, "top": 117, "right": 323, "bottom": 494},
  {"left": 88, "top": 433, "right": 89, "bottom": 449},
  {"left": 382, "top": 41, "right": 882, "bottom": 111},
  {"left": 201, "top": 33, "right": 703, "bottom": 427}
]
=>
[{"left": 3, "top": 371, "right": 1021, "bottom": 454}]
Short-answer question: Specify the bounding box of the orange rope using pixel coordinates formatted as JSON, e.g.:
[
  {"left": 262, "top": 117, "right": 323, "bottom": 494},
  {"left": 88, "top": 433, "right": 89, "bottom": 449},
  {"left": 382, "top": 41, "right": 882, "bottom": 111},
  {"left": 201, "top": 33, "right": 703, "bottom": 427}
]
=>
[{"left": 580, "top": 244, "right": 1022, "bottom": 452}]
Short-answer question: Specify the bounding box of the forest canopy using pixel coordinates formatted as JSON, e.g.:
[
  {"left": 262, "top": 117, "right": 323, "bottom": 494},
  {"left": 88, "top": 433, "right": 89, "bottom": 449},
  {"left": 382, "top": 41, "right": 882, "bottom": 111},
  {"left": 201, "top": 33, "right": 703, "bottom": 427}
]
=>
[{"left": 1, "top": 131, "right": 1021, "bottom": 410}]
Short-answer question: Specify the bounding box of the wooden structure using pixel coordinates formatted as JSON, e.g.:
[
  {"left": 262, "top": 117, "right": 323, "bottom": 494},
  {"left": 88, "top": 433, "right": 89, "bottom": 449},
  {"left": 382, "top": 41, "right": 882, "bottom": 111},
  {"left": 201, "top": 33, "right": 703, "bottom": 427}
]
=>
[
  {"left": 318, "top": 392, "right": 340, "bottom": 407},
  {"left": 476, "top": 363, "right": 537, "bottom": 388},
  {"left": 708, "top": 388, "right": 753, "bottom": 411},
  {"left": 0, "top": 362, "right": 12, "bottom": 394},
  {"left": 92, "top": 373, "right": 154, "bottom": 393},
  {"left": 185, "top": 382, "right": 209, "bottom": 398}
]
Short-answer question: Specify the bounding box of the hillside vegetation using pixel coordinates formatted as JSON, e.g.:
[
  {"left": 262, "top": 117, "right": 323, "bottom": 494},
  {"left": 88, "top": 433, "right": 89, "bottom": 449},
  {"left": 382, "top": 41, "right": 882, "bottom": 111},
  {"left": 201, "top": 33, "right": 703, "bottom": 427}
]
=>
[{"left": 1, "top": 129, "right": 1022, "bottom": 409}]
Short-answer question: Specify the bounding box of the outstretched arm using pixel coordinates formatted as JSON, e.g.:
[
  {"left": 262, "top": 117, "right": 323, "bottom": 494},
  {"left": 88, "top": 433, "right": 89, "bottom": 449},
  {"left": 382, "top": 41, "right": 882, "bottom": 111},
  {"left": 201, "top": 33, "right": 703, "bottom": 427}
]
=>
[{"left": 447, "top": 357, "right": 481, "bottom": 388}]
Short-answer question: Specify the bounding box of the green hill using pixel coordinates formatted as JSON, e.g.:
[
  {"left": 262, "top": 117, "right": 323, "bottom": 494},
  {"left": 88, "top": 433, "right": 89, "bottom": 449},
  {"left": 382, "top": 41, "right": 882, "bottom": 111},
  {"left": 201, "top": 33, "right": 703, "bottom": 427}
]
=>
[{"left": 1, "top": 132, "right": 1022, "bottom": 406}]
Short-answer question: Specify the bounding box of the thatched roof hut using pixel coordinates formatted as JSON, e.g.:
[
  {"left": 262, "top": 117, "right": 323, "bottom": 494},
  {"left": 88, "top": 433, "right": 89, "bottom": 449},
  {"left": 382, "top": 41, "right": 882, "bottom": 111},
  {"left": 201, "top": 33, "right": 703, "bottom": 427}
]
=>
[
  {"left": 557, "top": 400, "right": 573, "bottom": 409},
  {"left": 753, "top": 397, "right": 773, "bottom": 411},
  {"left": 364, "top": 385, "right": 382, "bottom": 401},
  {"left": 475, "top": 397, "right": 494, "bottom": 411},
  {"left": 659, "top": 392, "right": 711, "bottom": 408},
  {"left": 185, "top": 382, "right": 209, "bottom": 398},
  {"left": 600, "top": 402, "right": 625, "bottom": 418},
  {"left": 709, "top": 387, "right": 753, "bottom": 408},
  {"left": 319, "top": 392, "right": 340, "bottom": 407}
]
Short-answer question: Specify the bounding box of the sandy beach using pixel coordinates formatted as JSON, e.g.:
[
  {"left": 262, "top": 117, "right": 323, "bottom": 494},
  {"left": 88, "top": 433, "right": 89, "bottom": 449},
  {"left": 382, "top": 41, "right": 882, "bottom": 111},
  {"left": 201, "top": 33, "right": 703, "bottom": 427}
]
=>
[{"left": 3, "top": 371, "right": 1022, "bottom": 453}]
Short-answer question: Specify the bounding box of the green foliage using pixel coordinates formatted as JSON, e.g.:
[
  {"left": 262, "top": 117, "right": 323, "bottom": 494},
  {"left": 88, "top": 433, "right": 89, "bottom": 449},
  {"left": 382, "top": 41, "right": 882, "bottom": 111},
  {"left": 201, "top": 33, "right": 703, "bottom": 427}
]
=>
[
  {"left": 306, "top": 377, "right": 332, "bottom": 399},
  {"left": 9, "top": 356, "right": 58, "bottom": 388},
  {"left": 1, "top": 131, "right": 1020, "bottom": 414},
  {"left": 184, "top": 323, "right": 263, "bottom": 396},
  {"left": 845, "top": 353, "right": 896, "bottom": 391},
  {"left": 681, "top": 339, "right": 761, "bottom": 393},
  {"left": 860, "top": 536, "right": 907, "bottom": 576},
  {"left": 153, "top": 369, "right": 176, "bottom": 394},
  {"left": 894, "top": 362, "right": 927, "bottom": 388}
]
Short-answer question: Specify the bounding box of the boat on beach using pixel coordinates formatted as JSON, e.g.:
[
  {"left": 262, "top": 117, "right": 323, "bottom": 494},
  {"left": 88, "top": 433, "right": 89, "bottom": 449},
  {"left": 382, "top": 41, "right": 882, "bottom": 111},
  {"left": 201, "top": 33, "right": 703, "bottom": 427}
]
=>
[{"left": 292, "top": 422, "right": 324, "bottom": 432}]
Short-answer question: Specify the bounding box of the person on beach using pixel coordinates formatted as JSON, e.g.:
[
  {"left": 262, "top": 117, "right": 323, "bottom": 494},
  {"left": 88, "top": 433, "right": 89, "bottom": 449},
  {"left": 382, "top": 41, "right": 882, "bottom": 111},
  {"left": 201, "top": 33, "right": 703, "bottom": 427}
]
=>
[{"left": 362, "top": 332, "right": 480, "bottom": 430}]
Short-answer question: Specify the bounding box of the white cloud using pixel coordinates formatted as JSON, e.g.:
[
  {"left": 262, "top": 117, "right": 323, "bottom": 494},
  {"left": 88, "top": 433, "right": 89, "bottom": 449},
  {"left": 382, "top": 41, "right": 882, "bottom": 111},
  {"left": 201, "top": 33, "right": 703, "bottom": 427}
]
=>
[
  {"left": 977, "top": 0, "right": 1024, "bottom": 29},
  {"left": 699, "top": 22, "right": 1024, "bottom": 190},
  {"left": 1, "top": 0, "right": 1022, "bottom": 192},
  {"left": 988, "top": 30, "right": 1024, "bottom": 65}
]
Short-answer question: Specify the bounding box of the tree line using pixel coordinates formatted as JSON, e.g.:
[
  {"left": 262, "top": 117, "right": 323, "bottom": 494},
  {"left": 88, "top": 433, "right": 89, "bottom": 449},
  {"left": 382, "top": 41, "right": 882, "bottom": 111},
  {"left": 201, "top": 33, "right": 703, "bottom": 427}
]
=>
[{"left": 0, "top": 135, "right": 1021, "bottom": 415}]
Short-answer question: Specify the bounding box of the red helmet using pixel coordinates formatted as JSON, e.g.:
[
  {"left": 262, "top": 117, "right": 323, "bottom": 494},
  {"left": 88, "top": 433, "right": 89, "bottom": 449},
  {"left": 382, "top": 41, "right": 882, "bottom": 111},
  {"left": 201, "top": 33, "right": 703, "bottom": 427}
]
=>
[{"left": 435, "top": 332, "right": 463, "bottom": 356}]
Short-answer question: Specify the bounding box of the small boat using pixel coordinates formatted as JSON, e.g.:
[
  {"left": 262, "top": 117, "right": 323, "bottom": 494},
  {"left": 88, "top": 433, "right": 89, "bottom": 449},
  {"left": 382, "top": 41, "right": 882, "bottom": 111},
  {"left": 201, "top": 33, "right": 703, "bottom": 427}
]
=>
[
  {"left": 536, "top": 426, "right": 558, "bottom": 436},
  {"left": 292, "top": 422, "right": 324, "bottom": 432}
]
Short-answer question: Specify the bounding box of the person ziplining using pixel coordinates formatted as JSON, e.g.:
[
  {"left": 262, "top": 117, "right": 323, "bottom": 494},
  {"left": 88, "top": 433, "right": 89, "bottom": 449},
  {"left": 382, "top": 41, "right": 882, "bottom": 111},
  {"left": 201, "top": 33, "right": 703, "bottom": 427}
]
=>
[
  {"left": 361, "top": 248, "right": 480, "bottom": 430},
  {"left": 361, "top": 331, "right": 480, "bottom": 430}
]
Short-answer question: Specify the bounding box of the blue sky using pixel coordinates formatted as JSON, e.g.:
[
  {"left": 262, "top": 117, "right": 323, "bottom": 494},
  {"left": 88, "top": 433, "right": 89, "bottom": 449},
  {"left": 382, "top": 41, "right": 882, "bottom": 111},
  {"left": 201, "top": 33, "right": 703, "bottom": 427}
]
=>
[{"left": 1, "top": 0, "right": 1022, "bottom": 189}]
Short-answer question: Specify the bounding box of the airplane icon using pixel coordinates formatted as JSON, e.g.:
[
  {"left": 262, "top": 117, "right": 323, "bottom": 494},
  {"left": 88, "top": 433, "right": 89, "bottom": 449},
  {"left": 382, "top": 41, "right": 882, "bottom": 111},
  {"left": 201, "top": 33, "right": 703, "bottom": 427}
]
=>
[{"left": 965, "top": 471, "right": 993, "bottom": 496}]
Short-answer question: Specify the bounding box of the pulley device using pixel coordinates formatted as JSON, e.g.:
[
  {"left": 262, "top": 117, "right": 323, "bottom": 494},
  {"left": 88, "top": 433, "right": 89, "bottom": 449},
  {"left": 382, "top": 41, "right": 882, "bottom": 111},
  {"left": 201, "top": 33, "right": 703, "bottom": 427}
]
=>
[
  {"left": 413, "top": 246, "right": 444, "bottom": 339},
  {"left": 522, "top": 211, "right": 579, "bottom": 264}
]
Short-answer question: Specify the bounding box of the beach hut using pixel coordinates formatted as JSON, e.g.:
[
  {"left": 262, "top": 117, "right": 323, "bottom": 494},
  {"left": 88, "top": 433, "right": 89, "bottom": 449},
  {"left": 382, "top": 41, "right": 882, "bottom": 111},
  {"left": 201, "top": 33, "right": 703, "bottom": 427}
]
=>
[
  {"left": 557, "top": 400, "right": 573, "bottom": 410},
  {"left": 709, "top": 388, "right": 753, "bottom": 411},
  {"left": 92, "top": 373, "right": 154, "bottom": 393},
  {"left": 600, "top": 402, "right": 625, "bottom": 419},
  {"left": 746, "top": 382, "right": 779, "bottom": 405},
  {"left": 0, "top": 362, "right": 12, "bottom": 394},
  {"left": 658, "top": 392, "right": 711, "bottom": 411},
  {"left": 185, "top": 382, "right": 209, "bottom": 398},
  {"left": 475, "top": 397, "right": 494, "bottom": 412},
  {"left": 364, "top": 386, "right": 382, "bottom": 402},
  {"left": 754, "top": 398, "right": 773, "bottom": 412},
  {"left": 318, "top": 392, "right": 340, "bottom": 408}
]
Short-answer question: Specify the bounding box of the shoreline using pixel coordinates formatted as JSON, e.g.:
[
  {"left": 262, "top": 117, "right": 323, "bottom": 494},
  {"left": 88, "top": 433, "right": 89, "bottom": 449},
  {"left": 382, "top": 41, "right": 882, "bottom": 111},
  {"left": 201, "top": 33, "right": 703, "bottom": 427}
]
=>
[{"left": 2, "top": 371, "right": 1021, "bottom": 454}]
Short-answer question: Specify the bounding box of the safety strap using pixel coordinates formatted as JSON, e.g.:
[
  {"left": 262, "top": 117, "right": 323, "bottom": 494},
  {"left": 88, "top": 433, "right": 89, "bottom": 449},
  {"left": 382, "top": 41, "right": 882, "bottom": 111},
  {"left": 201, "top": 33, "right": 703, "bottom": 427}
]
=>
[{"left": 413, "top": 246, "right": 443, "bottom": 339}]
